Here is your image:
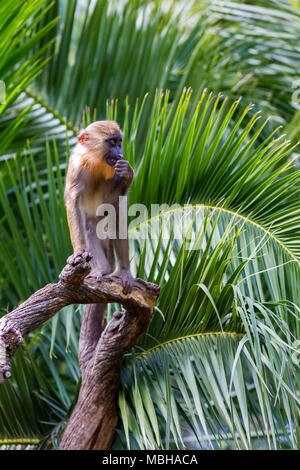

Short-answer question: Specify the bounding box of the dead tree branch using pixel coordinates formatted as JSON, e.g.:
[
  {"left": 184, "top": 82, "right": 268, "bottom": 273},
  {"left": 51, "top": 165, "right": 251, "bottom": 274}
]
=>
[{"left": 0, "top": 250, "right": 160, "bottom": 449}]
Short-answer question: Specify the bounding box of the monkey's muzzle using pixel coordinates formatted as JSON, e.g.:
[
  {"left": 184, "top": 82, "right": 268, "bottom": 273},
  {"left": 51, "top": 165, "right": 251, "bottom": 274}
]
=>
[{"left": 107, "top": 153, "right": 123, "bottom": 167}]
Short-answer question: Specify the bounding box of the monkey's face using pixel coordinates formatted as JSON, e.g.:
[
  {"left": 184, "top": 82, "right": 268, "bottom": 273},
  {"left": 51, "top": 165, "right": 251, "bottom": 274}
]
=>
[{"left": 105, "top": 134, "right": 123, "bottom": 167}]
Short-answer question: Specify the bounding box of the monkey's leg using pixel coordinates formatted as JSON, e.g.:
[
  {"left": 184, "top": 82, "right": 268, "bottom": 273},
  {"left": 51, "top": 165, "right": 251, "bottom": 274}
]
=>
[
  {"left": 111, "top": 237, "right": 134, "bottom": 294},
  {"left": 84, "top": 216, "right": 113, "bottom": 278},
  {"left": 111, "top": 206, "right": 134, "bottom": 294},
  {"left": 79, "top": 218, "right": 115, "bottom": 373}
]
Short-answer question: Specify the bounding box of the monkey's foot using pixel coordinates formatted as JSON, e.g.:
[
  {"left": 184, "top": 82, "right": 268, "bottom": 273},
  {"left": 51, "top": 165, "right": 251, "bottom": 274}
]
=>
[
  {"left": 109, "top": 269, "right": 134, "bottom": 295},
  {"left": 91, "top": 269, "right": 112, "bottom": 283}
]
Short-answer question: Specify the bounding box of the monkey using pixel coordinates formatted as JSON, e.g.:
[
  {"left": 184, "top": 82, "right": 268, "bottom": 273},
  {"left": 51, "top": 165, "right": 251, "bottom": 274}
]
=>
[
  {"left": 64, "top": 121, "right": 134, "bottom": 369},
  {"left": 65, "top": 120, "right": 134, "bottom": 291}
]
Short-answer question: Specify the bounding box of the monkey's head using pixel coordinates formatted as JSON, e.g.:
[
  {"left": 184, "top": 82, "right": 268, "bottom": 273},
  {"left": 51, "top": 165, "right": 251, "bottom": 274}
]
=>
[{"left": 77, "top": 120, "right": 123, "bottom": 167}]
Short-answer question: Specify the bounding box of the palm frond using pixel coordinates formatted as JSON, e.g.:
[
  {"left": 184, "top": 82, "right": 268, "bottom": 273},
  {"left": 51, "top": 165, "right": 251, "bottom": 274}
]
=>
[
  {"left": 0, "top": 2, "right": 299, "bottom": 447},
  {"left": 24, "top": 0, "right": 300, "bottom": 143},
  {"left": 0, "top": 347, "right": 59, "bottom": 441},
  {"left": 116, "top": 210, "right": 299, "bottom": 449},
  {"left": 0, "top": 0, "right": 57, "bottom": 157},
  {"left": 118, "top": 332, "right": 299, "bottom": 449},
  {"left": 124, "top": 90, "right": 300, "bottom": 260}
]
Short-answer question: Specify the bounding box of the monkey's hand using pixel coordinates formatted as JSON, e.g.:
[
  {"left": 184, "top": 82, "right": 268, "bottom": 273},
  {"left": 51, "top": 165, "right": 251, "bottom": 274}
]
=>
[
  {"left": 110, "top": 268, "right": 134, "bottom": 295},
  {"left": 114, "top": 160, "right": 134, "bottom": 183}
]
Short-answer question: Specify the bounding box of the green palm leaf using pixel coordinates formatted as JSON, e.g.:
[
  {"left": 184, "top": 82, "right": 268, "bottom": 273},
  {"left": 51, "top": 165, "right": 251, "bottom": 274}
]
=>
[
  {"left": 117, "top": 210, "right": 299, "bottom": 449},
  {"left": 0, "top": 0, "right": 57, "bottom": 158},
  {"left": 0, "top": 1, "right": 299, "bottom": 450}
]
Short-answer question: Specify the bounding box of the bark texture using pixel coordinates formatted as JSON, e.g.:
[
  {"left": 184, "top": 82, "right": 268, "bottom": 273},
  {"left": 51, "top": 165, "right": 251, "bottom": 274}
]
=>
[{"left": 0, "top": 250, "right": 160, "bottom": 449}]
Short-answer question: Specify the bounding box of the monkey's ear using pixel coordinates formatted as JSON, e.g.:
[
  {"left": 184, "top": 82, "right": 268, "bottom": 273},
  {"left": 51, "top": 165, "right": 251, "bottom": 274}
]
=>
[{"left": 77, "top": 131, "right": 88, "bottom": 144}]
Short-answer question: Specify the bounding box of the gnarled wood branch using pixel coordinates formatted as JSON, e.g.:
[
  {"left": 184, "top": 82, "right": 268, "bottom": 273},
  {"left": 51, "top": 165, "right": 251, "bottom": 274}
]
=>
[{"left": 0, "top": 251, "right": 160, "bottom": 449}]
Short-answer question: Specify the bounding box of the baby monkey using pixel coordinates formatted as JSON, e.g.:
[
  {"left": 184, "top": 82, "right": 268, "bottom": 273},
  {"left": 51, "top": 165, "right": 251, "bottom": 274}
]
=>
[{"left": 65, "top": 120, "right": 134, "bottom": 294}]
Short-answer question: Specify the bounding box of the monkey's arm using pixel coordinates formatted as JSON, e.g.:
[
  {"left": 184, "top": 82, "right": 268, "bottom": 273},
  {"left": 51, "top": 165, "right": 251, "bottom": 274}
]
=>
[
  {"left": 66, "top": 198, "right": 86, "bottom": 252},
  {"left": 65, "top": 160, "right": 86, "bottom": 252}
]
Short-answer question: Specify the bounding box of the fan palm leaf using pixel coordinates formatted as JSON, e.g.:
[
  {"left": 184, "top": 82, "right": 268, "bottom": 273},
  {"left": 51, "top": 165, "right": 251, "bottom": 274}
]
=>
[
  {"left": 116, "top": 208, "right": 299, "bottom": 449},
  {"left": 0, "top": 92, "right": 299, "bottom": 449},
  {"left": 0, "top": 0, "right": 299, "bottom": 451}
]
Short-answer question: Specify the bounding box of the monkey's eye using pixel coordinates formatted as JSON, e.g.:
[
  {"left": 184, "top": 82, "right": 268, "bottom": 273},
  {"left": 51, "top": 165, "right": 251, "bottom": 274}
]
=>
[{"left": 110, "top": 139, "right": 116, "bottom": 146}]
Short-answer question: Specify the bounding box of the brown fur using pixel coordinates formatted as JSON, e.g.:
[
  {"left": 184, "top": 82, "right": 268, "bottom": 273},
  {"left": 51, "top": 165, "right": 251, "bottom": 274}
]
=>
[
  {"left": 82, "top": 120, "right": 121, "bottom": 155},
  {"left": 64, "top": 121, "right": 121, "bottom": 250},
  {"left": 65, "top": 120, "right": 133, "bottom": 269},
  {"left": 81, "top": 153, "right": 115, "bottom": 181}
]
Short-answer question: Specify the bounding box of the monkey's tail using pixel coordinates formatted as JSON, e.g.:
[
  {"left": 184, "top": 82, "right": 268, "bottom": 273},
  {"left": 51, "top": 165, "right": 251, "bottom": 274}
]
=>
[{"left": 78, "top": 303, "right": 106, "bottom": 374}]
